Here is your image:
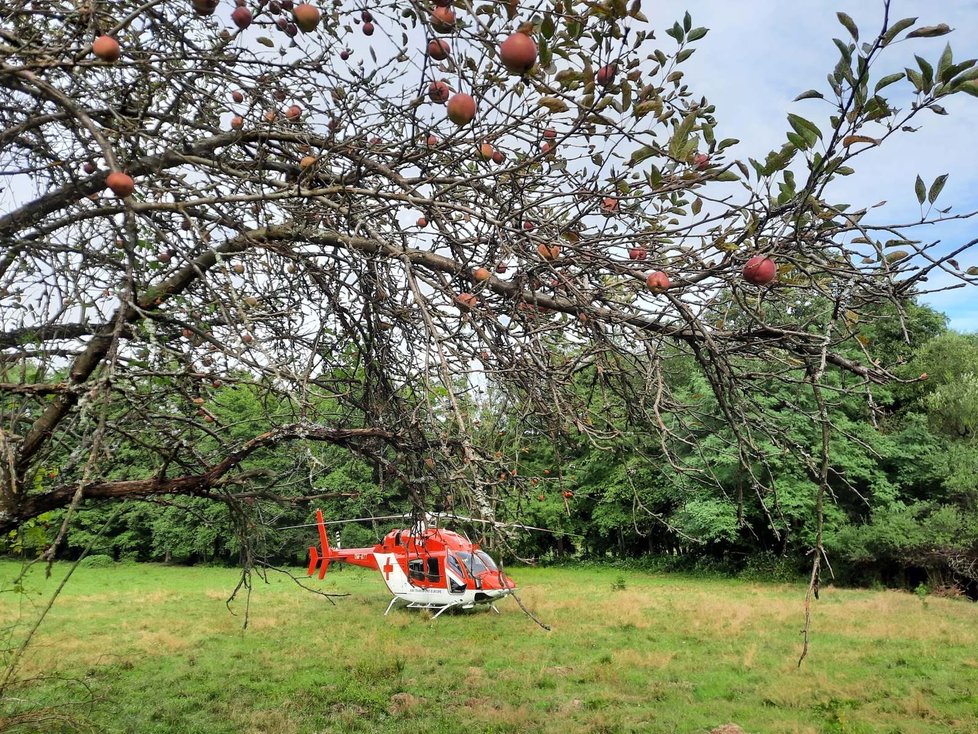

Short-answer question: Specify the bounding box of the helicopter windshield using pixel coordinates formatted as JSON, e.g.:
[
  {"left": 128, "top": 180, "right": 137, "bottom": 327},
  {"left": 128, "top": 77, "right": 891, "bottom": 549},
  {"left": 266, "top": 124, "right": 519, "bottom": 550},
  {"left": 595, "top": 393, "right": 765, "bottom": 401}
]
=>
[{"left": 456, "top": 551, "right": 497, "bottom": 575}]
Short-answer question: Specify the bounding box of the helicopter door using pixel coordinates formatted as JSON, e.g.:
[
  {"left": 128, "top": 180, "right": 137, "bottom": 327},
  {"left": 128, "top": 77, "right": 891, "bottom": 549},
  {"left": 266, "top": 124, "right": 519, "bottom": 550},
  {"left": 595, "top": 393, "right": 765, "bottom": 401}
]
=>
[{"left": 446, "top": 554, "right": 466, "bottom": 594}]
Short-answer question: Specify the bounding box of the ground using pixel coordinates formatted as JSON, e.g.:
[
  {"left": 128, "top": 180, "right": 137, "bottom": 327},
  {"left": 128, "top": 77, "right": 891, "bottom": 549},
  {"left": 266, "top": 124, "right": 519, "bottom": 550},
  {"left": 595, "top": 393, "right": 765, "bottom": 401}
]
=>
[{"left": 1, "top": 561, "right": 976, "bottom": 733}]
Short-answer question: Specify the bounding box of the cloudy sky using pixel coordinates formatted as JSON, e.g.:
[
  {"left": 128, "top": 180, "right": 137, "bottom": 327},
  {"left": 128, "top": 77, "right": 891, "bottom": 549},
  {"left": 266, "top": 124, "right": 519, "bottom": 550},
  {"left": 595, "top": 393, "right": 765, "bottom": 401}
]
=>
[{"left": 651, "top": 0, "right": 978, "bottom": 332}]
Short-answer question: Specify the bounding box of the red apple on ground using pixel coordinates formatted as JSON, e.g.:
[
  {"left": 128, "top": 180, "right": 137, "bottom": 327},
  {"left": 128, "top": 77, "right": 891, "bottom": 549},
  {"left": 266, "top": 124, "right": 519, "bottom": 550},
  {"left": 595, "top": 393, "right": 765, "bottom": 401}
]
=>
[
  {"left": 742, "top": 255, "right": 777, "bottom": 285},
  {"left": 106, "top": 171, "right": 135, "bottom": 197},
  {"left": 446, "top": 93, "right": 476, "bottom": 125},
  {"left": 646, "top": 270, "right": 671, "bottom": 293},
  {"left": 92, "top": 35, "right": 121, "bottom": 62},
  {"left": 499, "top": 32, "right": 537, "bottom": 75}
]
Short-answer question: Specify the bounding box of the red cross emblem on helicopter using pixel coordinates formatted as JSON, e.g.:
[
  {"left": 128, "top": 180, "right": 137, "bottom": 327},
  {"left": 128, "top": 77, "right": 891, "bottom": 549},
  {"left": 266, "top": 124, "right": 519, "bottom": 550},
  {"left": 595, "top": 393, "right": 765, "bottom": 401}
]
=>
[{"left": 382, "top": 558, "right": 394, "bottom": 580}]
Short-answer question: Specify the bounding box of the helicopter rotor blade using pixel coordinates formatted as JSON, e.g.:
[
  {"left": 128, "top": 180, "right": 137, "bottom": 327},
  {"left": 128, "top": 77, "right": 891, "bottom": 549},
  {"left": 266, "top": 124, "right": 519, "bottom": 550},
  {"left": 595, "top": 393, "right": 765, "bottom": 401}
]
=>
[{"left": 276, "top": 514, "right": 407, "bottom": 531}]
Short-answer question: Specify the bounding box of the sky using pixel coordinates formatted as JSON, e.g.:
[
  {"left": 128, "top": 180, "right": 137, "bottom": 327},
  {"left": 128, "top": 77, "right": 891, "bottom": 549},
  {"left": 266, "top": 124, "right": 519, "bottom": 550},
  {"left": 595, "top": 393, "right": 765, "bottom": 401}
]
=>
[{"left": 651, "top": 0, "right": 978, "bottom": 332}]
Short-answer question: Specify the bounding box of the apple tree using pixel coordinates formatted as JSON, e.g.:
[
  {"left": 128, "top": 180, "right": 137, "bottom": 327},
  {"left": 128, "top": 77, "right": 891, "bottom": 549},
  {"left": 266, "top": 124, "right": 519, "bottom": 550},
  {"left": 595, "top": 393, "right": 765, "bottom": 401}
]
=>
[{"left": 1, "top": 0, "right": 977, "bottom": 638}]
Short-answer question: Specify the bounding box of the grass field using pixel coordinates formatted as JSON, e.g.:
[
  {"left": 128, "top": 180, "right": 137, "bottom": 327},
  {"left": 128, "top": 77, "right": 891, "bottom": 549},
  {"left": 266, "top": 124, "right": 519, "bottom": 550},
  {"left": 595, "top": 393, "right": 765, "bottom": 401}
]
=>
[{"left": 1, "top": 561, "right": 976, "bottom": 734}]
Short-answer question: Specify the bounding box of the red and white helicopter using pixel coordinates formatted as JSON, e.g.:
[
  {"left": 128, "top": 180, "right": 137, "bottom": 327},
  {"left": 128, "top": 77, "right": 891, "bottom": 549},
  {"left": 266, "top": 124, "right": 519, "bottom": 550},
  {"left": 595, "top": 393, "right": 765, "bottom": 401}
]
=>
[{"left": 305, "top": 510, "right": 519, "bottom": 618}]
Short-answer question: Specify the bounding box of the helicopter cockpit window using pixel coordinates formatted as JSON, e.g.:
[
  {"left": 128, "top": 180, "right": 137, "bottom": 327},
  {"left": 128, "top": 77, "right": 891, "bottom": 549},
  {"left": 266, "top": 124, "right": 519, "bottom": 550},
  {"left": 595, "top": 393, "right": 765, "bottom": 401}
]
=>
[
  {"left": 475, "top": 551, "right": 497, "bottom": 571},
  {"left": 456, "top": 551, "right": 490, "bottom": 576},
  {"left": 426, "top": 557, "right": 440, "bottom": 582}
]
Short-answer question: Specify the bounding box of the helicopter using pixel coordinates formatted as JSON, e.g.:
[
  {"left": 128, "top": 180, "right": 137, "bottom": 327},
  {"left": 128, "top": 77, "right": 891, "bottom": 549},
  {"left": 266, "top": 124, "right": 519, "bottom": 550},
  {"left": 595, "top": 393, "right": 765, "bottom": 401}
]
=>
[{"left": 305, "top": 509, "right": 519, "bottom": 617}]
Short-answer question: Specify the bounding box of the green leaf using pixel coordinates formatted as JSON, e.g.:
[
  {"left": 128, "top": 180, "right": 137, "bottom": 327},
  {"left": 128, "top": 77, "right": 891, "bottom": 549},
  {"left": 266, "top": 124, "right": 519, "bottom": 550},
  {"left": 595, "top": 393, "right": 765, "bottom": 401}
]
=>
[
  {"left": 915, "top": 174, "right": 926, "bottom": 204},
  {"left": 874, "top": 72, "right": 904, "bottom": 93},
  {"left": 676, "top": 48, "right": 695, "bottom": 63},
  {"left": 256, "top": 36, "right": 275, "bottom": 48},
  {"left": 683, "top": 11, "right": 692, "bottom": 32},
  {"left": 691, "top": 197, "right": 702, "bottom": 215},
  {"left": 958, "top": 81, "right": 978, "bottom": 97},
  {"left": 713, "top": 170, "right": 740, "bottom": 182},
  {"left": 882, "top": 17, "right": 917, "bottom": 46},
  {"left": 837, "top": 12, "right": 859, "bottom": 41},
  {"left": 794, "top": 89, "right": 824, "bottom": 101},
  {"left": 786, "top": 131, "right": 808, "bottom": 150},
  {"left": 628, "top": 146, "right": 657, "bottom": 166},
  {"left": 687, "top": 27, "right": 708, "bottom": 42},
  {"left": 927, "top": 174, "right": 948, "bottom": 204},
  {"left": 907, "top": 24, "right": 952, "bottom": 39},
  {"left": 916, "top": 55, "right": 934, "bottom": 91},
  {"left": 787, "top": 113, "right": 822, "bottom": 146},
  {"left": 937, "top": 43, "right": 953, "bottom": 82}
]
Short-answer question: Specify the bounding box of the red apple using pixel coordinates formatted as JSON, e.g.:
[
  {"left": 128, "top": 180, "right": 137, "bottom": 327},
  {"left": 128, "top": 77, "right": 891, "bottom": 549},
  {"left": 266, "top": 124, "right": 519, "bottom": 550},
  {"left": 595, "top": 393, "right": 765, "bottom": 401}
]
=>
[
  {"left": 286, "top": 104, "right": 302, "bottom": 120},
  {"left": 92, "top": 35, "right": 121, "bottom": 62},
  {"left": 455, "top": 292, "right": 478, "bottom": 310},
  {"left": 629, "top": 246, "right": 647, "bottom": 261},
  {"left": 600, "top": 196, "right": 619, "bottom": 215},
  {"left": 692, "top": 153, "right": 710, "bottom": 169},
  {"left": 646, "top": 270, "right": 671, "bottom": 293},
  {"left": 231, "top": 6, "right": 253, "bottom": 28},
  {"left": 230, "top": 115, "right": 244, "bottom": 130},
  {"left": 543, "top": 127, "right": 557, "bottom": 139},
  {"left": 427, "top": 38, "right": 450, "bottom": 60},
  {"left": 473, "top": 267, "right": 491, "bottom": 282},
  {"left": 446, "top": 93, "right": 476, "bottom": 126},
  {"left": 293, "top": 3, "right": 320, "bottom": 32},
  {"left": 362, "top": 21, "right": 374, "bottom": 35},
  {"left": 430, "top": 6, "right": 456, "bottom": 32},
  {"left": 492, "top": 150, "right": 505, "bottom": 164},
  {"left": 499, "top": 32, "right": 537, "bottom": 75},
  {"left": 106, "top": 171, "right": 135, "bottom": 197},
  {"left": 596, "top": 64, "right": 616, "bottom": 87},
  {"left": 537, "top": 243, "right": 560, "bottom": 261},
  {"left": 231, "top": 90, "right": 245, "bottom": 103},
  {"left": 495, "top": 262, "right": 507, "bottom": 274},
  {"left": 83, "top": 161, "right": 98, "bottom": 175},
  {"left": 478, "top": 142, "right": 494, "bottom": 160},
  {"left": 299, "top": 154, "right": 317, "bottom": 169},
  {"left": 192, "top": 0, "right": 219, "bottom": 14},
  {"left": 742, "top": 255, "right": 777, "bottom": 285},
  {"left": 428, "top": 81, "right": 450, "bottom": 103},
  {"left": 417, "top": 216, "right": 428, "bottom": 228},
  {"left": 426, "top": 133, "right": 438, "bottom": 146}
]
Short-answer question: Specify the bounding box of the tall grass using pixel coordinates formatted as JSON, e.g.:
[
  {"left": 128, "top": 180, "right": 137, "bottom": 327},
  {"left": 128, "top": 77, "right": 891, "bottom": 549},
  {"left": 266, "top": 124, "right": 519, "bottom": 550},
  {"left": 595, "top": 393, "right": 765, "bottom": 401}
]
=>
[{"left": 1, "top": 561, "right": 976, "bottom": 733}]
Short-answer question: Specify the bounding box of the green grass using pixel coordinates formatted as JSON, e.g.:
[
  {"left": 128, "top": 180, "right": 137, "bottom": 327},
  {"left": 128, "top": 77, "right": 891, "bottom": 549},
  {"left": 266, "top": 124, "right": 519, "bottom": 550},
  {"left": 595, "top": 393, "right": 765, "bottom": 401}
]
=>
[{"left": 1, "top": 561, "right": 976, "bottom": 733}]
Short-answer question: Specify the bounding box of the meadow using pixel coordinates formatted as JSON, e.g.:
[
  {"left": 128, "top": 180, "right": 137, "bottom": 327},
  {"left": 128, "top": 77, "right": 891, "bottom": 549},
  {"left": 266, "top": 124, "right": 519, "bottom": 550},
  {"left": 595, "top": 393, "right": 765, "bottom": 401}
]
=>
[{"left": 1, "top": 561, "right": 976, "bottom": 734}]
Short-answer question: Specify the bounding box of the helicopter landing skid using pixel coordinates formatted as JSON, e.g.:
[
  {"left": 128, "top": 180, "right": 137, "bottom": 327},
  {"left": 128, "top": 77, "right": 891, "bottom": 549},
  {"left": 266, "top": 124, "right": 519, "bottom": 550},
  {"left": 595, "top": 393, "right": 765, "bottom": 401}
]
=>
[{"left": 383, "top": 598, "right": 473, "bottom": 618}]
